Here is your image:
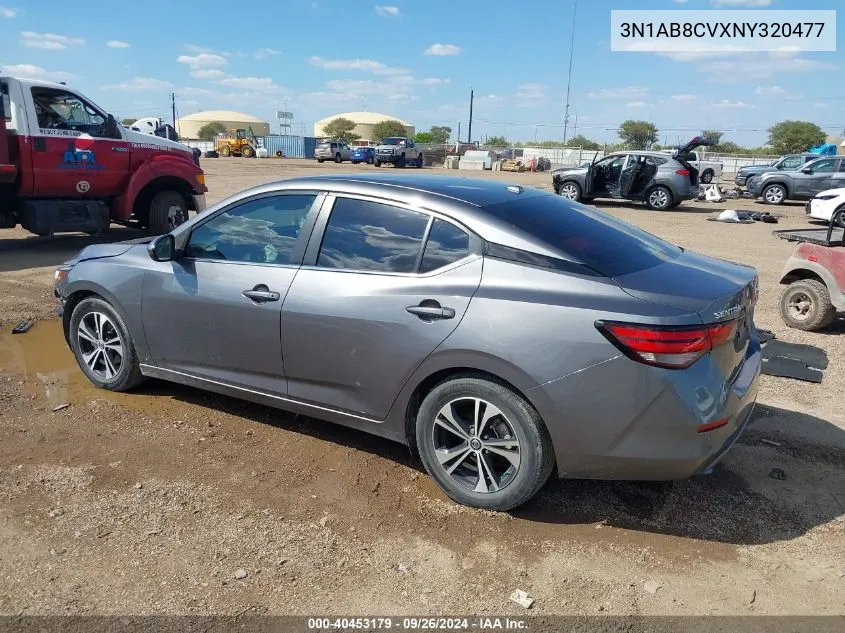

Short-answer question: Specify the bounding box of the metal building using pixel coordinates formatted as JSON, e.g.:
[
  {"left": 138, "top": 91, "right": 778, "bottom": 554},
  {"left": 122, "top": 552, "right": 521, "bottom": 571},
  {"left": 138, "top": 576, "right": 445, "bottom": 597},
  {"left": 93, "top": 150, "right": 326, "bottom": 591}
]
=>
[
  {"left": 176, "top": 110, "right": 271, "bottom": 140},
  {"left": 313, "top": 112, "right": 414, "bottom": 145}
]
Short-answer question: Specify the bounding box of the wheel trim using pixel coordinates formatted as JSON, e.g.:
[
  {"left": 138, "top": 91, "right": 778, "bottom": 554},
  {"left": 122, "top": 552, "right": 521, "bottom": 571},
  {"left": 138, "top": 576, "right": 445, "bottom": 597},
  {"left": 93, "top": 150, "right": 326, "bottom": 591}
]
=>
[
  {"left": 765, "top": 187, "right": 784, "bottom": 203},
  {"left": 787, "top": 292, "right": 813, "bottom": 321},
  {"left": 650, "top": 189, "right": 669, "bottom": 208},
  {"left": 431, "top": 398, "right": 521, "bottom": 494},
  {"left": 560, "top": 184, "right": 579, "bottom": 199},
  {"left": 77, "top": 312, "right": 124, "bottom": 380}
]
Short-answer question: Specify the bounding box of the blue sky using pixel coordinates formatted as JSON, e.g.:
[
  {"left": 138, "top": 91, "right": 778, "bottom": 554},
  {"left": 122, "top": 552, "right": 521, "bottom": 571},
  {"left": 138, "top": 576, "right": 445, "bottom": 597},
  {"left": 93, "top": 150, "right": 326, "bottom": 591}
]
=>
[{"left": 1, "top": 0, "right": 842, "bottom": 146}]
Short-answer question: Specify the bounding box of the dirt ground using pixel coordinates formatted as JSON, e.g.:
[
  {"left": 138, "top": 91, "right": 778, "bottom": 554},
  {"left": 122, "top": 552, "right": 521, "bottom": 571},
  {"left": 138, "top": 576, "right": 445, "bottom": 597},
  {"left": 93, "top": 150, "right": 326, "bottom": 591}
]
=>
[{"left": 0, "top": 159, "right": 842, "bottom": 617}]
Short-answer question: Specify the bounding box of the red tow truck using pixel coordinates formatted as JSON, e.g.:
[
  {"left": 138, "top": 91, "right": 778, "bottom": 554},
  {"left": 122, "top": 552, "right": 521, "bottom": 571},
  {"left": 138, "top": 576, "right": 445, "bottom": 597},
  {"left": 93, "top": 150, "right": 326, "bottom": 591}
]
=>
[{"left": 0, "top": 76, "right": 207, "bottom": 236}]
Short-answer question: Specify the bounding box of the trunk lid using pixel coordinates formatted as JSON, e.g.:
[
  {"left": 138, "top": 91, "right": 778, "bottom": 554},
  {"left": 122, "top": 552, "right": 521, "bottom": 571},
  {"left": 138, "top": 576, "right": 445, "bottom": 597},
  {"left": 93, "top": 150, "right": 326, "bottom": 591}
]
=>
[{"left": 612, "top": 250, "right": 758, "bottom": 375}]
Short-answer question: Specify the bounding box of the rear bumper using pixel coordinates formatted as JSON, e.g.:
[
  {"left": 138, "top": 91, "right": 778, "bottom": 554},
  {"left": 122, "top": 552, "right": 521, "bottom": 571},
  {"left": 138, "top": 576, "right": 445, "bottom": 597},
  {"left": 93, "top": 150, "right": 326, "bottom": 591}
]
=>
[{"left": 531, "top": 337, "right": 761, "bottom": 481}]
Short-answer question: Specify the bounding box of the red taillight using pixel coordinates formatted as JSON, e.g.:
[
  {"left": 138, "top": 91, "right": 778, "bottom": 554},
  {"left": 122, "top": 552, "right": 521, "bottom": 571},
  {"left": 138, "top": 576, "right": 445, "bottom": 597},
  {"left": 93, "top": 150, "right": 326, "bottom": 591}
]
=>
[
  {"left": 596, "top": 320, "right": 739, "bottom": 369},
  {"left": 697, "top": 417, "right": 729, "bottom": 433},
  {"left": 675, "top": 168, "right": 690, "bottom": 176}
]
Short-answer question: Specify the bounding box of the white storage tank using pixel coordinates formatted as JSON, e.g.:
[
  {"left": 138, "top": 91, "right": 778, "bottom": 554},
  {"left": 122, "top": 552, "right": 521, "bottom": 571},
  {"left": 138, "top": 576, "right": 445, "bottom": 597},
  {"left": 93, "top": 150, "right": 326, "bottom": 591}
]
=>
[{"left": 459, "top": 150, "right": 496, "bottom": 170}]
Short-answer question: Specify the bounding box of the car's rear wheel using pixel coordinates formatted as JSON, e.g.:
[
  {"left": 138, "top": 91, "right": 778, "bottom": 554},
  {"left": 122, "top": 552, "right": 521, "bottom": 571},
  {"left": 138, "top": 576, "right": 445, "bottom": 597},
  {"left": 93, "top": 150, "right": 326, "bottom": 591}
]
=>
[
  {"left": 762, "top": 184, "right": 787, "bottom": 205},
  {"left": 700, "top": 169, "right": 714, "bottom": 184},
  {"left": 780, "top": 279, "right": 836, "bottom": 331},
  {"left": 69, "top": 297, "right": 144, "bottom": 392},
  {"left": 645, "top": 185, "right": 673, "bottom": 210},
  {"left": 368, "top": 156, "right": 374, "bottom": 165},
  {"left": 415, "top": 376, "right": 555, "bottom": 511},
  {"left": 557, "top": 181, "right": 581, "bottom": 201},
  {"left": 835, "top": 204, "right": 845, "bottom": 228},
  {"left": 335, "top": 153, "right": 342, "bottom": 163}
]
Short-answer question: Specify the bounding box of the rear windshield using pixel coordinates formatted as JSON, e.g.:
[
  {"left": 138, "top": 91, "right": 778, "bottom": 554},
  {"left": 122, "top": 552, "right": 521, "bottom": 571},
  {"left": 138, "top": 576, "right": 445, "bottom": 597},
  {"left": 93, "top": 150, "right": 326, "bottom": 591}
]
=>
[{"left": 483, "top": 195, "right": 682, "bottom": 277}]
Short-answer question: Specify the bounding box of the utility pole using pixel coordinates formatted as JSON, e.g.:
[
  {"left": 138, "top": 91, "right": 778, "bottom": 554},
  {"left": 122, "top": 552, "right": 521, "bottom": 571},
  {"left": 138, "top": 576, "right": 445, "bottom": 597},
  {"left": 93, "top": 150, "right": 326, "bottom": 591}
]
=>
[
  {"left": 171, "top": 92, "right": 176, "bottom": 128},
  {"left": 467, "top": 89, "right": 474, "bottom": 144},
  {"left": 562, "top": 0, "right": 578, "bottom": 145}
]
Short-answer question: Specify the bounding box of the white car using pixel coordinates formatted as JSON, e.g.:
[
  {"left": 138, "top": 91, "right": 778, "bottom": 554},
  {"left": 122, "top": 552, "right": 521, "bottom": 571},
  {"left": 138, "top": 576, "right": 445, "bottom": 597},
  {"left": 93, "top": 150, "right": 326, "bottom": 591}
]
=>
[{"left": 806, "top": 187, "right": 845, "bottom": 226}]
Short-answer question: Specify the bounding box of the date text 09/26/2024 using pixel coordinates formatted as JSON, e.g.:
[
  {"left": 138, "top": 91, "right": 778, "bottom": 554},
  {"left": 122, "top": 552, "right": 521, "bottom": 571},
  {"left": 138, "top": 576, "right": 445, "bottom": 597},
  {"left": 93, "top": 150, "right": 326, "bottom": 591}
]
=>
[{"left": 307, "top": 617, "right": 527, "bottom": 630}]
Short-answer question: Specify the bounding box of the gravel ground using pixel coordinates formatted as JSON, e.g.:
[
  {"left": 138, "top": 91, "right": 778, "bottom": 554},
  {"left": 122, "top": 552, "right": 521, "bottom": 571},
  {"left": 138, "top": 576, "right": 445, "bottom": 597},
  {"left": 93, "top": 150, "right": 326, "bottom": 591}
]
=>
[{"left": 0, "top": 159, "right": 842, "bottom": 616}]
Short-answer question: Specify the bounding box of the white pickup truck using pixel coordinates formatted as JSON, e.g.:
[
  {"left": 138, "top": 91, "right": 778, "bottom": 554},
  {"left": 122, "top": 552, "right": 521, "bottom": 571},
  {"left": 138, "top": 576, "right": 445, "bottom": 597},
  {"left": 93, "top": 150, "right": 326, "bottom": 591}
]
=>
[
  {"left": 660, "top": 148, "right": 723, "bottom": 184},
  {"left": 373, "top": 137, "right": 423, "bottom": 168}
]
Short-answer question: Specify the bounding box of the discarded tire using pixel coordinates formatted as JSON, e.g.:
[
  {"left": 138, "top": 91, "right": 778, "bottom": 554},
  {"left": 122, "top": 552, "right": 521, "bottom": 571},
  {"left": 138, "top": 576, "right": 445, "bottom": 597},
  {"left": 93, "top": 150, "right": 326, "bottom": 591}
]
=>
[
  {"left": 276, "top": 150, "right": 283, "bottom": 158},
  {"left": 204, "top": 150, "right": 219, "bottom": 158}
]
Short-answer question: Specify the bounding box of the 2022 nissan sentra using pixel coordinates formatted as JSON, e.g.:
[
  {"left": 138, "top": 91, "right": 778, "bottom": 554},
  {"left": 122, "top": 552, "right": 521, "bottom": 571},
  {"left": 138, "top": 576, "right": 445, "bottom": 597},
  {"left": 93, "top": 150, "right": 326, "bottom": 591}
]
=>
[{"left": 53, "top": 175, "right": 761, "bottom": 511}]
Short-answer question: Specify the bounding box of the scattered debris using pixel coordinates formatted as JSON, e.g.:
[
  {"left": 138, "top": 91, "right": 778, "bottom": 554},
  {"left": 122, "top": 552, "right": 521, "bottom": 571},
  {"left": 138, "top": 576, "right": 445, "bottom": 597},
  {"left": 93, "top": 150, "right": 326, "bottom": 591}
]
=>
[
  {"left": 769, "top": 468, "right": 787, "bottom": 481},
  {"left": 133, "top": 482, "right": 143, "bottom": 490},
  {"left": 757, "top": 328, "right": 776, "bottom": 344},
  {"left": 762, "top": 341, "right": 828, "bottom": 383},
  {"left": 708, "top": 210, "right": 754, "bottom": 224},
  {"left": 396, "top": 563, "right": 409, "bottom": 574},
  {"left": 11, "top": 319, "right": 33, "bottom": 334},
  {"left": 644, "top": 580, "right": 662, "bottom": 594},
  {"left": 319, "top": 514, "right": 335, "bottom": 528},
  {"left": 47, "top": 508, "right": 64, "bottom": 518},
  {"left": 49, "top": 547, "right": 66, "bottom": 556},
  {"left": 145, "top": 528, "right": 162, "bottom": 536},
  {"left": 509, "top": 589, "right": 534, "bottom": 609},
  {"left": 749, "top": 589, "right": 756, "bottom": 605},
  {"left": 234, "top": 569, "right": 248, "bottom": 580},
  {"left": 760, "top": 439, "right": 782, "bottom": 447},
  {"left": 52, "top": 403, "right": 70, "bottom": 412}
]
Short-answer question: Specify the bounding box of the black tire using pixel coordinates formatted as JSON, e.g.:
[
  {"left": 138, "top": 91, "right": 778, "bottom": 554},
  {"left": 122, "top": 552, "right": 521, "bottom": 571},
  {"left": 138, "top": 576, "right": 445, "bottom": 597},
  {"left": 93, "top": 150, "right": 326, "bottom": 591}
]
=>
[
  {"left": 204, "top": 150, "right": 219, "bottom": 159},
  {"left": 374, "top": 159, "right": 382, "bottom": 167},
  {"left": 779, "top": 279, "right": 836, "bottom": 331},
  {"left": 148, "top": 191, "right": 188, "bottom": 234},
  {"left": 836, "top": 204, "right": 845, "bottom": 229},
  {"left": 317, "top": 159, "right": 325, "bottom": 163},
  {"left": 396, "top": 154, "right": 406, "bottom": 168},
  {"left": 219, "top": 145, "right": 231, "bottom": 157},
  {"left": 645, "top": 185, "right": 673, "bottom": 210},
  {"left": 557, "top": 181, "right": 581, "bottom": 201},
  {"left": 368, "top": 156, "right": 374, "bottom": 165},
  {"left": 241, "top": 145, "right": 255, "bottom": 158},
  {"left": 415, "top": 376, "right": 556, "bottom": 512},
  {"left": 69, "top": 297, "right": 144, "bottom": 392},
  {"left": 276, "top": 150, "right": 283, "bottom": 158},
  {"left": 762, "top": 183, "right": 787, "bottom": 205},
  {"left": 415, "top": 154, "right": 423, "bottom": 168},
  {"left": 700, "top": 169, "right": 714, "bottom": 184},
  {"left": 334, "top": 153, "right": 342, "bottom": 163}
]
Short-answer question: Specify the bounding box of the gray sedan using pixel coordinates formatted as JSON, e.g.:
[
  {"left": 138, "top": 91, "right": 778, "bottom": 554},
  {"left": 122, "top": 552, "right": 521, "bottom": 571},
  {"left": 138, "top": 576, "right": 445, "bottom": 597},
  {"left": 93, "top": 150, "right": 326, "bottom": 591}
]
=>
[
  {"left": 54, "top": 175, "right": 761, "bottom": 511},
  {"left": 748, "top": 156, "right": 845, "bottom": 204}
]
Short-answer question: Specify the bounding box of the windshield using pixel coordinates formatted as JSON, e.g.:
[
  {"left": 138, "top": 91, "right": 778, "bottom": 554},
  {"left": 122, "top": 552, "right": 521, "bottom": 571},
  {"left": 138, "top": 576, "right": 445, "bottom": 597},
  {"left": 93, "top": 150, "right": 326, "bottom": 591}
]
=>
[{"left": 381, "top": 137, "right": 405, "bottom": 145}]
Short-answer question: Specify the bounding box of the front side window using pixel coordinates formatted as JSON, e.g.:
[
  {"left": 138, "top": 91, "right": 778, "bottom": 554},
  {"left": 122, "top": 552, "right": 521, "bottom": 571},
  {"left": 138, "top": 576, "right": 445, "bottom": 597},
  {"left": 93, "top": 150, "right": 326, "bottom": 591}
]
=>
[
  {"left": 185, "top": 194, "right": 316, "bottom": 264},
  {"left": 780, "top": 156, "right": 801, "bottom": 169},
  {"left": 317, "top": 197, "right": 429, "bottom": 273},
  {"left": 808, "top": 159, "right": 836, "bottom": 173},
  {"left": 419, "top": 220, "right": 470, "bottom": 273},
  {"left": 31, "top": 87, "right": 105, "bottom": 135}
]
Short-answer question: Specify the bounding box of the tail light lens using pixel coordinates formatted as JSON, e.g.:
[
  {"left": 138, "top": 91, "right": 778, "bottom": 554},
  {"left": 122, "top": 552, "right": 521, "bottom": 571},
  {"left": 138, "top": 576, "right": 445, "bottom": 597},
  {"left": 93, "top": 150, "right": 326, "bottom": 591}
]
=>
[
  {"left": 596, "top": 320, "right": 739, "bottom": 369},
  {"left": 675, "top": 169, "right": 690, "bottom": 176}
]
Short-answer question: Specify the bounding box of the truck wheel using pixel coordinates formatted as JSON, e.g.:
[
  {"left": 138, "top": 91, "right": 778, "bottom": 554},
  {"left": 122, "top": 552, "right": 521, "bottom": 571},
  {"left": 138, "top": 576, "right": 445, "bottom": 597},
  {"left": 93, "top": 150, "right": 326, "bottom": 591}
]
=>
[
  {"left": 415, "top": 154, "right": 424, "bottom": 168},
  {"left": 335, "top": 153, "right": 342, "bottom": 163},
  {"left": 700, "top": 169, "right": 714, "bottom": 184},
  {"left": 317, "top": 159, "right": 325, "bottom": 163},
  {"left": 219, "top": 145, "right": 231, "bottom": 157},
  {"left": 241, "top": 145, "right": 255, "bottom": 158},
  {"left": 149, "top": 191, "right": 188, "bottom": 235},
  {"left": 762, "top": 184, "right": 787, "bottom": 205},
  {"left": 396, "top": 154, "right": 406, "bottom": 168},
  {"left": 374, "top": 159, "right": 382, "bottom": 167},
  {"left": 780, "top": 279, "right": 836, "bottom": 331}
]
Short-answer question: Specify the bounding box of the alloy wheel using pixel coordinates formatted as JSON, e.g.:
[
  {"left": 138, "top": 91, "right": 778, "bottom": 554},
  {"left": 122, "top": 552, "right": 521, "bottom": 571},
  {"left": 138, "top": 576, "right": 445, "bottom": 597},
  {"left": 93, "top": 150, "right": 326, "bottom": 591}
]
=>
[
  {"left": 77, "top": 312, "right": 124, "bottom": 381},
  {"left": 431, "top": 397, "right": 521, "bottom": 493},
  {"left": 649, "top": 188, "right": 669, "bottom": 209},
  {"left": 765, "top": 186, "right": 785, "bottom": 204},
  {"left": 560, "top": 183, "right": 579, "bottom": 200}
]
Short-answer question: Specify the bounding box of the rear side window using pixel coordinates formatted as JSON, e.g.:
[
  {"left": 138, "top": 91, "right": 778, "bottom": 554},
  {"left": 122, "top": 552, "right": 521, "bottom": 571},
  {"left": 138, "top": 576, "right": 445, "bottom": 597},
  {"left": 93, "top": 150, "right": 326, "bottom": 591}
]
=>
[
  {"left": 420, "top": 219, "right": 470, "bottom": 273},
  {"left": 483, "top": 195, "right": 682, "bottom": 277},
  {"left": 317, "top": 197, "right": 429, "bottom": 273}
]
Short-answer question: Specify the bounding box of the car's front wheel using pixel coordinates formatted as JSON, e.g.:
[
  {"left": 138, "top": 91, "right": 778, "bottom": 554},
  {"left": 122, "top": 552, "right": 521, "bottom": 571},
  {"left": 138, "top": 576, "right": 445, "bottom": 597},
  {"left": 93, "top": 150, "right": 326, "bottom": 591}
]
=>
[
  {"left": 645, "top": 185, "right": 673, "bottom": 210},
  {"left": 69, "top": 297, "right": 145, "bottom": 392},
  {"left": 415, "top": 376, "right": 555, "bottom": 511},
  {"left": 762, "top": 183, "right": 787, "bottom": 205},
  {"left": 557, "top": 181, "right": 581, "bottom": 201}
]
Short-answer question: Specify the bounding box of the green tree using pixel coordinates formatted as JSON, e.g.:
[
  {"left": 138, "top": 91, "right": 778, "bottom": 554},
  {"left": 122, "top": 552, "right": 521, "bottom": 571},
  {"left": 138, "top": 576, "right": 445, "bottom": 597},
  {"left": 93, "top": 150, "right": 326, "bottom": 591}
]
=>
[
  {"left": 566, "top": 134, "right": 600, "bottom": 150},
  {"left": 121, "top": 118, "right": 138, "bottom": 127},
  {"left": 197, "top": 122, "right": 227, "bottom": 141},
  {"left": 372, "top": 119, "right": 408, "bottom": 143},
  {"left": 768, "top": 120, "right": 826, "bottom": 154},
  {"left": 486, "top": 135, "right": 508, "bottom": 146},
  {"left": 714, "top": 141, "right": 743, "bottom": 154},
  {"left": 414, "top": 131, "right": 434, "bottom": 143},
  {"left": 617, "top": 120, "right": 659, "bottom": 150},
  {"left": 701, "top": 129, "right": 724, "bottom": 146},
  {"left": 322, "top": 117, "right": 359, "bottom": 144},
  {"left": 430, "top": 125, "right": 452, "bottom": 144}
]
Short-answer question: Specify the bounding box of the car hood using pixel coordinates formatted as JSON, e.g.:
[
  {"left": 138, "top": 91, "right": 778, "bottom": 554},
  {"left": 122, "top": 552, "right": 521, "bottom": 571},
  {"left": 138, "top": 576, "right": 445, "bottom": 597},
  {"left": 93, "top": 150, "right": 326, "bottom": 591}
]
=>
[
  {"left": 63, "top": 238, "right": 150, "bottom": 266},
  {"left": 739, "top": 164, "right": 782, "bottom": 176},
  {"left": 552, "top": 166, "right": 588, "bottom": 177}
]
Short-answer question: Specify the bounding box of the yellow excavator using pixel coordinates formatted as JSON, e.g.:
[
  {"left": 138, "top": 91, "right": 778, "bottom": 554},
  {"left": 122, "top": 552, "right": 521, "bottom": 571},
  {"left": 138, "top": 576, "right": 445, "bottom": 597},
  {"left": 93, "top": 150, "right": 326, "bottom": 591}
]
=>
[{"left": 215, "top": 127, "right": 259, "bottom": 158}]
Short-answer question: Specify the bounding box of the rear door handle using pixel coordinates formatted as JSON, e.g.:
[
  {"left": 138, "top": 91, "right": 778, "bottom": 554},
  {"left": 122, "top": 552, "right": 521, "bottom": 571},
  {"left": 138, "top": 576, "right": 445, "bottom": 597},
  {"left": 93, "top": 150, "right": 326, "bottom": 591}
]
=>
[
  {"left": 243, "top": 287, "right": 280, "bottom": 303},
  {"left": 406, "top": 305, "right": 455, "bottom": 320}
]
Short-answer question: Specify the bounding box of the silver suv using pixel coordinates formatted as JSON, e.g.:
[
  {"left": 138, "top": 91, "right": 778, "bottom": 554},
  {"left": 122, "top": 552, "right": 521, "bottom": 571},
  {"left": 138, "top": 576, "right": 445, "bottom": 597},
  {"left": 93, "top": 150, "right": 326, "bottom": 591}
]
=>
[{"left": 315, "top": 141, "right": 353, "bottom": 163}]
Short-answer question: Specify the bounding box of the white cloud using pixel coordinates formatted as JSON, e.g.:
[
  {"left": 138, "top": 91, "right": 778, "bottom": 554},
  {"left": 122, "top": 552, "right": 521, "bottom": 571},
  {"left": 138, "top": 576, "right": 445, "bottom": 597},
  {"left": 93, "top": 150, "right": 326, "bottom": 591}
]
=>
[
  {"left": 185, "top": 44, "right": 213, "bottom": 54},
  {"left": 255, "top": 47, "right": 281, "bottom": 59},
  {"left": 587, "top": 86, "right": 649, "bottom": 99},
  {"left": 669, "top": 94, "right": 696, "bottom": 102},
  {"left": 375, "top": 5, "right": 399, "bottom": 16},
  {"left": 216, "top": 76, "right": 281, "bottom": 92},
  {"left": 626, "top": 101, "right": 649, "bottom": 108},
  {"left": 755, "top": 86, "right": 785, "bottom": 95},
  {"left": 102, "top": 77, "right": 175, "bottom": 93},
  {"left": 516, "top": 83, "right": 546, "bottom": 99},
  {"left": 420, "top": 77, "right": 449, "bottom": 85},
  {"left": 424, "top": 43, "right": 461, "bottom": 56},
  {"left": 191, "top": 69, "right": 228, "bottom": 80},
  {"left": 0, "top": 63, "right": 72, "bottom": 81},
  {"left": 711, "top": 99, "right": 753, "bottom": 108},
  {"left": 20, "top": 31, "right": 85, "bottom": 50},
  {"left": 704, "top": 54, "right": 837, "bottom": 78},
  {"left": 658, "top": 51, "right": 736, "bottom": 61},
  {"left": 106, "top": 40, "right": 130, "bottom": 49},
  {"left": 1, "top": 7, "right": 15, "bottom": 17},
  {"left": 177, "top": 53, "right": 227, "bottom": 69},
  {"left": 710, "top": 0, "right": 771, "bottom": 6},
  {"left": 308, "top": 55, "right": 407, "bottom": 75}
]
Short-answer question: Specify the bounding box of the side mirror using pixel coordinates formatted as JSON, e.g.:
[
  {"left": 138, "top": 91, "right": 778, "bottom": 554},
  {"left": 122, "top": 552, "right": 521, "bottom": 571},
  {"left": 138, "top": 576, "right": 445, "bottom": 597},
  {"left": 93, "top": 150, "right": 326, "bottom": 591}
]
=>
[
  {"left": 105, "top": 113, "right": 120, "bottom": 139},
  {"left": 148, "top": 234, "right": 175, "bottom": 262},
  {"left": 801, "top": 167, "right": 813, "bottom": 174}
]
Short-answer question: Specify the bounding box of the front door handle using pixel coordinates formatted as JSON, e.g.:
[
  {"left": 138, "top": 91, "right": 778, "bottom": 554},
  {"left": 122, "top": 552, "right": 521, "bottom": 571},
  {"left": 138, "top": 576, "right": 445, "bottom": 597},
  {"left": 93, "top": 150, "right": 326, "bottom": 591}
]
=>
[
  {"left": 243, "top": 285, "right": 280, "bottom": 303},
  {"left": 406, "top": 304, "right": 455, "bottom": 320}
]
